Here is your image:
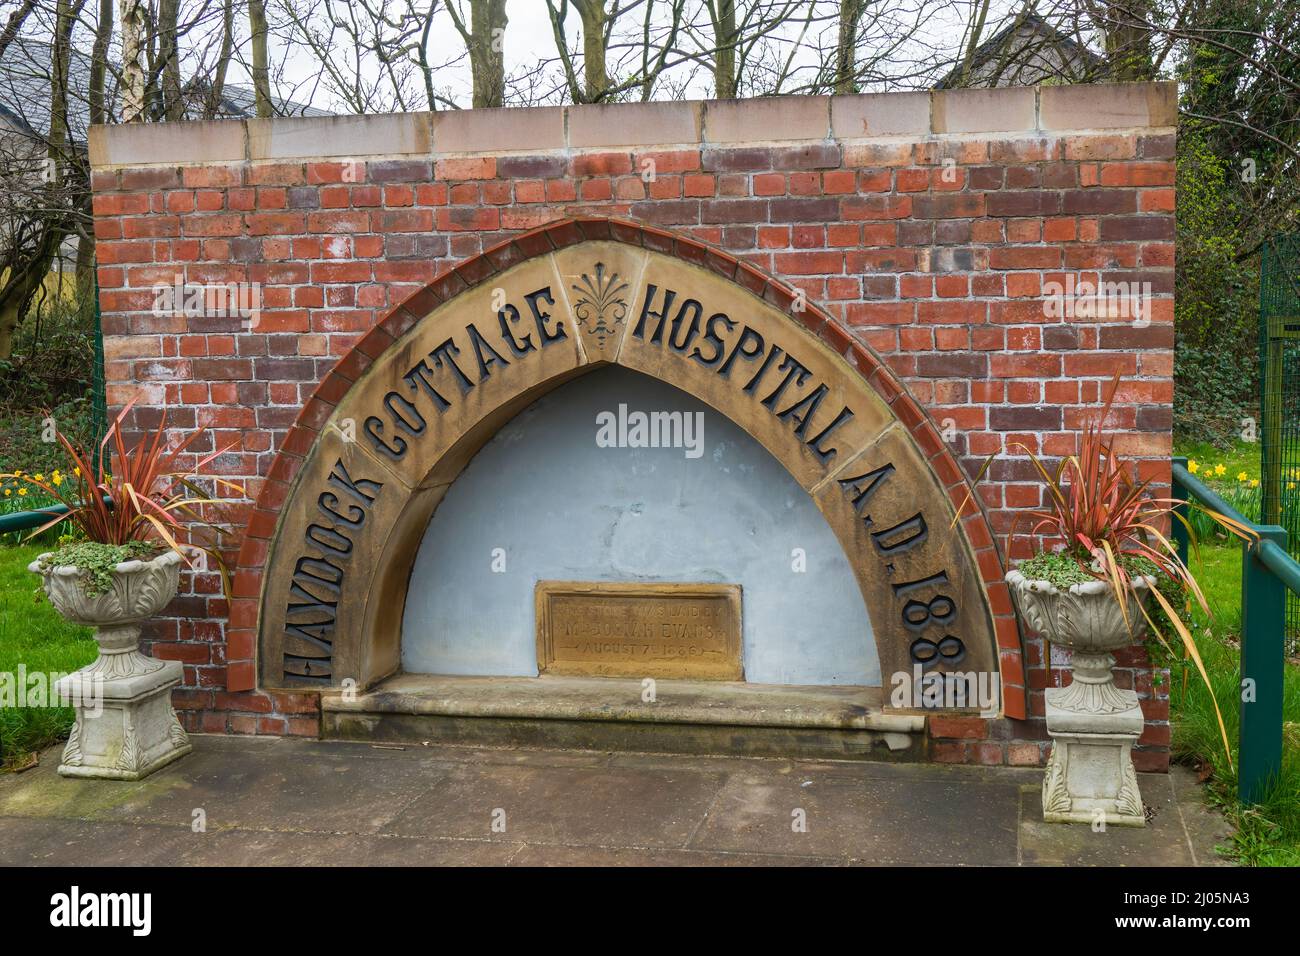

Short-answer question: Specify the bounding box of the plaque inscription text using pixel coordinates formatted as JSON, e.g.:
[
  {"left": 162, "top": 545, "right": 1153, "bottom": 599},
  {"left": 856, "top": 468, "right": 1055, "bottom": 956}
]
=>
[{"left": 536, "top": 581, "right": 742, "bottom": 680}]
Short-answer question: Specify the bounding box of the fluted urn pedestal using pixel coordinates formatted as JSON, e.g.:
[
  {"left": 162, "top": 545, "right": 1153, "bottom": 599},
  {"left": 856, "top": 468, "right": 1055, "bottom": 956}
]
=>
[
  {"left": 30, "top": 549, "right": 192, "bottom": 780},
  {"left": 1007, "top": 568, "right": 1154, "bottom": 828}
]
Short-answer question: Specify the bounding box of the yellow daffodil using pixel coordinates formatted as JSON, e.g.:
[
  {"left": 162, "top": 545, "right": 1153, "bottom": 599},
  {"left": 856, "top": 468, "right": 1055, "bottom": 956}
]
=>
[
  {"left": 2, "top": 489, "right": 9, "bottom": 497},
  {"left": 1188, "top": 460, "right": 1199, "bottom": 474},
  {"left": 1290, "top": 482, "right": 1297, "bottom": 491},
  {"left": 1251, "top": 479, "right": 1260, "bottom": 488},
  {"left": 32, "top": 473, "right": 43, "bottom": 482},
  {"left": 1214, "top": 463, "right": 1226, "bottom": 476},
  {"left": 72, "top": 467, "right": 81, "bottom": 477},
  {"left": 1237, "top": 471, "right": 1248, "bottom": 482},
  {"left": 52, "top": 473, "right": 63, "bottom": 486},
  {"left": 17, "top": 487, "right": 27, "bottom": 496}
]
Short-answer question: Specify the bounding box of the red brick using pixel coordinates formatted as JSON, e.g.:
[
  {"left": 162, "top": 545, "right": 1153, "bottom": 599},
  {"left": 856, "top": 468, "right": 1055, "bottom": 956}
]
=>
[
  {"left": 928, "top": 716, "right": 988, "bottom": 739},
  {"left": 435, "top": 157, "right": 496, "bottom": 180},
  {"left": 572, "top": 152, "right": 633, "bottom": 177}
]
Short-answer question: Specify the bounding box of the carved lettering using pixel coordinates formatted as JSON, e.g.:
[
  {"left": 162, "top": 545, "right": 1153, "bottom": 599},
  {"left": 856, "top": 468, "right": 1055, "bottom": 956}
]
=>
[{"left": 282, "top": 461, "right": 385, "bottom": 683}]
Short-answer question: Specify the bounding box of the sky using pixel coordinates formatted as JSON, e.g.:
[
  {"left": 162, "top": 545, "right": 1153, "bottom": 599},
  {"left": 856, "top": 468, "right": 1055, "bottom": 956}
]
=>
[
  {"left": 263, "top": 0, "right": 1029, "bottom": 114},
  {"left": 5, "top": 0, "right": 1037, "bottom": 117}
]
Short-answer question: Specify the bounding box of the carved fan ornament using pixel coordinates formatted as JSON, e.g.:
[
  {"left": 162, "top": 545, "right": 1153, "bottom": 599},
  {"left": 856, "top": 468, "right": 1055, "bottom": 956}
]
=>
[
  {"left": 116, "top": 717, "right": 140, "bottom": 772},
  {"left": 62, "top": 718, "right": 84, "bottom": 767},
  {"left": 571, "top": 262, "right": 629, "bottom": 350},
  {"left": 1115, "top": 759, "right": 1144, "bottom": 818},
  {"left": 1042, "top": 749, "right": 1073, "bottom": 815}
]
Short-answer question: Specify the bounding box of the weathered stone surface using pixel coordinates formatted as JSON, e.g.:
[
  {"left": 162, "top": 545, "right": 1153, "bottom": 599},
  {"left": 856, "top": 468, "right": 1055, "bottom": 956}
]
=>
[
  {"left": 56, "top": 662, "right": 191, "bottom": 781},
  {"left": 247, "top": 113, "right": 433, "bottom": 160},
  {"left": 433, "top": 106, "right": 565, "bottom": 153},
  {"left": 830, "top": 92, "right": 930, "bottom": 139},
  {"left": 550, "top": 240, "right": 649, "bottom": 364},
  {"left": 89, "top": 120, "right": 246, "bottom": 167},
  {"left": 567, "top": 101, "right": 703, "bottom": 148},
  {"left": 931, "top": 87, "right": 1036, "bottom": 134},
  {"left": 705, "top": 96, "right": 830, "bottom": 142},
  {"left": 1039, "top": 81, "right": 1178, "bottom": 131}
]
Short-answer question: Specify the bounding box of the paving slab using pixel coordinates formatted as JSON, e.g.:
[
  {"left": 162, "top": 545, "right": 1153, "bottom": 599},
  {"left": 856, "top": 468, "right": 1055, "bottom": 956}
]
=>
[
  {"left": 0, "top": 735, "right": 1233, "bottom": 867},
  {"left": 686, "top": 766, "right": 1021, "bottom": 864},
  {"left": 387, "top": 763, "right": 727, "bottom": 848}
]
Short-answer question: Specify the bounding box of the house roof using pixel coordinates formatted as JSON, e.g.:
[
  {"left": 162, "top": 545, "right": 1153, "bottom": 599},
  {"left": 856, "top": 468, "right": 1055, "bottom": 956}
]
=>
[
  {"left": 0, "top": 35, "right": 96, "bottom": 142},
  {"left": 0, "top": 36, "right": 327, "bottom": 147},
  {"left": 934, "top": 11, "right": 1107, "bottom": 89}
]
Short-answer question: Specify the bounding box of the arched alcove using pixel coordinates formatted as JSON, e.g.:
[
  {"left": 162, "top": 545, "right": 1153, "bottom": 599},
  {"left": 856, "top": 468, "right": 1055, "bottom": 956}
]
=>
[{"left": 232, "top": 217, "right": 1022, "bottom": 718}]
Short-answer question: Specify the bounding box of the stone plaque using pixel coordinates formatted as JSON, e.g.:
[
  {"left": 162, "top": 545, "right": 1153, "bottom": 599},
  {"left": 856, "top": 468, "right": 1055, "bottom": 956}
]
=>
[{"left": 536, "top": 581, "right": 742, "bottom": 680}]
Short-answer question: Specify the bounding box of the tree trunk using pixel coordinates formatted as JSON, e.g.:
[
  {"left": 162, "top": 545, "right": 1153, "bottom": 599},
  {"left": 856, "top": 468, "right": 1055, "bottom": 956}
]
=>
[
  {"left": 158, "top": 0, "right": 184, "bottom": 120},
  {"left": 75, "top": 227, "right": 96, "bottom": 310},
  {"left": 205, "top": 0, "right": 234, "bottom": 118},
  {"left": 118, "top": 0, "right": 147, "bottom": 122},
  {"left": 248, "top": 0, "right": 273, "bottom": 117},
  {"left": 575, "top": 0, "right": 609, "bottom": 101},
  {"left": 50, "top": 0, "right": 79, "bottom": 170},
  {"left": 712, "top": 0, "right": 737, "bottom": 98},
  {"left": 1104, "top": 0, "right": 1156, "bottom": 81},
  {"left": 953, "top": 0, "right": 990, "bottom": 88},
  {"left": 0, "top": 209, "right": 61, "bottom": 362},
  {"left": 834, "top": 0, "right": 865, "bottom": 94},
  {"left": 449, "top": 0, "right": 509, "bottom": 108},
  {"left": 0, "top": 0, "right": 82, "bottom": 359},
  {"left": 88, "top": 0, "right": 113, "bottom": 124},
  {"left": 472, "top": 0, "right": 509, "bottom": 108}
]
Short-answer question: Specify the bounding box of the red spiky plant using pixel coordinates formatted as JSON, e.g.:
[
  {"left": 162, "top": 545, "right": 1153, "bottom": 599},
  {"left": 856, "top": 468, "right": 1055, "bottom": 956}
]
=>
[
  {"left": 2, "top": 398, "right": 241, "bottom": 589},
  {"left": 962, "top": 373, "right": 1254, "bottom": 759}
]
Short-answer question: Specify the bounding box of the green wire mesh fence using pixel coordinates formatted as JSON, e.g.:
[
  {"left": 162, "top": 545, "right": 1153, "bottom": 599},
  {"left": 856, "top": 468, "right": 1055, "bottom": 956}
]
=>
[{"left": 1259, "top": 234, "right": 1300, "bottom": 644}]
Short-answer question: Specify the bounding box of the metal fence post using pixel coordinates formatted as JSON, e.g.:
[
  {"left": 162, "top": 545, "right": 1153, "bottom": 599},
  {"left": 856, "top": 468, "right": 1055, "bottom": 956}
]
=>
[
  {"left": 1239, "top": 524, "right": 1287, "bottom": 804},
  {"left": 91, "top": 273, "right": 107, "bottom": 476},
  {"left": 1172, "top": 456, "right": 1190, "bottom": 570}
]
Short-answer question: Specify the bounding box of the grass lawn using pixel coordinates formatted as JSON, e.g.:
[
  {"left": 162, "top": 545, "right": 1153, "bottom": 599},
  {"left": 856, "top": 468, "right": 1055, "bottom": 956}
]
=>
[
  {"left": 1174, "top": 437, "right": 1262, "bottom": 478},
  {"left": 0, "top": 541, "right": 96, "bottom": 770},
  {"left": 1169, "top": 438, "right": 1300, "bottom": 866}
]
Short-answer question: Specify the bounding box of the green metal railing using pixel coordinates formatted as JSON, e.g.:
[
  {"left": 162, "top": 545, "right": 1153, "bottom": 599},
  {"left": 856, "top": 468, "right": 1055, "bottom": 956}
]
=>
[
  {"left": 1172, "top": 455, "right": 1294, "bottom": 804},
  {"left": 0, "top": 503, "right": 77, "bottom": 535}
]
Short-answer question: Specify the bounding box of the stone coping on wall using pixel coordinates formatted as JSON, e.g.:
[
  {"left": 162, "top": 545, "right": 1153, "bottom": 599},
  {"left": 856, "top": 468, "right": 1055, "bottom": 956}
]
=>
[{"left": 88, "top": 81, "right": 1177, "bottom": 169}]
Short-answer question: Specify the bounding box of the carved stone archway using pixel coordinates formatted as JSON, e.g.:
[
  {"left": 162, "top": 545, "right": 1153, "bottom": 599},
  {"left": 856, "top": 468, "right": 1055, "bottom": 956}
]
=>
[{"left": 227, "top": 218, "right": 1024, "bottom": 718}]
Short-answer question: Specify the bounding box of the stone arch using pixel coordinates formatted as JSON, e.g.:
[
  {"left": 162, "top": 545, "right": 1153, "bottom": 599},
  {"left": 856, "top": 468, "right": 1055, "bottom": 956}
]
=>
[{"left": 227, "top": 217, "right": 1024, "bottom": 718}]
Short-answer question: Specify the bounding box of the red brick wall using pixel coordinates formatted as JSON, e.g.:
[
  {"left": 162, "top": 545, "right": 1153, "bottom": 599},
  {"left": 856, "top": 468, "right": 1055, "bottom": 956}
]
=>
[{"left": 88, "top": 85, "right": 1176, "bottom": 769}]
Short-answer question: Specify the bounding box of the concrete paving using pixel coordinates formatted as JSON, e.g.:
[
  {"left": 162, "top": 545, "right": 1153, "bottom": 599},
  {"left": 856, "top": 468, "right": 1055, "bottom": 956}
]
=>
[{"left": 0, "top": 735, "right": 1235, "bottom": 866}]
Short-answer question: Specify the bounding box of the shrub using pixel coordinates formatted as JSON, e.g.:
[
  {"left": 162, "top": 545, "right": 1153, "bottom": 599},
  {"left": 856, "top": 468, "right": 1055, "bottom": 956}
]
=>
[
  {"left": 1173, "top": 126, "right": 1260, "bottom": 446},
  {"left": 0, "top": 290, "right": 95, "bottom": 411}
]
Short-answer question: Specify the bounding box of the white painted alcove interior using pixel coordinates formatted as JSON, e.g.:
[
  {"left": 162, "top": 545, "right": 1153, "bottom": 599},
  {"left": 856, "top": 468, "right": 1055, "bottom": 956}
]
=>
[{"left": 400, "top": 365, "right": 879, "bottom": 686}]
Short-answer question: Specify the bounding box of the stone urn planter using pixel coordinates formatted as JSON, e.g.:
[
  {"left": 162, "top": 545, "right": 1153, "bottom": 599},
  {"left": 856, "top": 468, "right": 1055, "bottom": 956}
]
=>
[
  {"left": 30, "top": 548, "right": 192, "bottom": 780},
  {"left": 1007, "top": 567, "right": 1156, "bottom": 827}
]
